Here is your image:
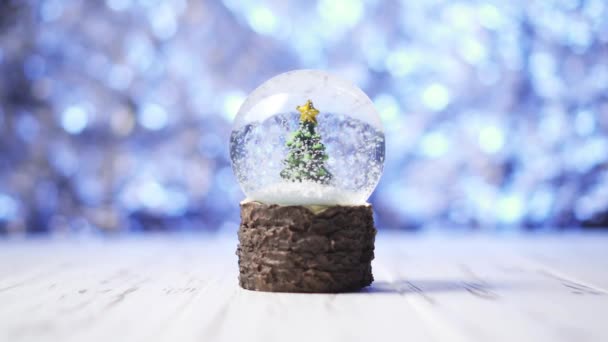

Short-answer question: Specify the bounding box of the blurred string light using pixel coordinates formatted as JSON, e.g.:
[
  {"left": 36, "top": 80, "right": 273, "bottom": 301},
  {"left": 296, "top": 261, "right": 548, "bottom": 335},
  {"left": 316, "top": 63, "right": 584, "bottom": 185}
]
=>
[
  {"left": 0, "top": 194, "right": 19, "bottom": 221},
  {"left": 527, "top": 186, "right": 555, "bottom": 223},
  {"left": 478, "top": 125, "right": 504, "bottom": 154},
  {"left": 385, "top": 48, "right": 418, "bottom": 77},
  {"left": 138, "top": 103, "right": 168, "bottom": 131},
  {"left": 421, "top": 83, "right": 451, "bottom": 112},
  {"left": 146, "top": 2, "right": 178, "bottom": 40},
  {"left": 420, "top": 131, "right": 450, "bottom": 159},
  {"left": 497, "top": 194, "right": 525, "bottom": 225},
  {"left": 317, "top": 0, "right": 363, "bottom": 34},
  {"left": 574, "top": 109, "right": 595, "bottom": 137},
  {"left": 222, "top": 92, "right": 247, "bottom": 121},
  {"left": 373, "top": 93, "right": 400, "bottom": 125},
  {"left": 61, "top": 106, "right": 89, "bottom": 135},
  {"left": 247, "top": 6, "right": 279, "bottom": 36},
  {"left": 0, "top": 0, "right": 607, "bottom": 234}
]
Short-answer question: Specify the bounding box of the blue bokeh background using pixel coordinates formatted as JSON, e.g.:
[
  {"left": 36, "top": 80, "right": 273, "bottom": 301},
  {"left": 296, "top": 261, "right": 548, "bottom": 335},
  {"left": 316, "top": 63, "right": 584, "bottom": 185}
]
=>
[{"left": 1, "top": 0, "right": 607, "bottom": 234}]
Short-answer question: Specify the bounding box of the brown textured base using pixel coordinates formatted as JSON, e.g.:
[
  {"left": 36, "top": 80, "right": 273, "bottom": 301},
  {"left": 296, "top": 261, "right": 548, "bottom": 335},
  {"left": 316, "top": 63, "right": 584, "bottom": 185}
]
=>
[{"left": 236, "top": 201, "right": 376, "bottom": 293}]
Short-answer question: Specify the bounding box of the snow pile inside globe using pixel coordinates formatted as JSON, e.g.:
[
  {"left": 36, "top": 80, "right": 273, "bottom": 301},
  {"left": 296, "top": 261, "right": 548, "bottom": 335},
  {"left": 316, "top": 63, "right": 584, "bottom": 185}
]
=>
[{"left": 230, "top": 70, "right": 385, "bottom": 206}]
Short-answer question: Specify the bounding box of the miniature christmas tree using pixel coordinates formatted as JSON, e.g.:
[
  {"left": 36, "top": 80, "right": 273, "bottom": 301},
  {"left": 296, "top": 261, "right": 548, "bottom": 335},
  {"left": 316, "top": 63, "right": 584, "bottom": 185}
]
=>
[{"left": 280, "top": 99, "right": 332, "bottom": 184}]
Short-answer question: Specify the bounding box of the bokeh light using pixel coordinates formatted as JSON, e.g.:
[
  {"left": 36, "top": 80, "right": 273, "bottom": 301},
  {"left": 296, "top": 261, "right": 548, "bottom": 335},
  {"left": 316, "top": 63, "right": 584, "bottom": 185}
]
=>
[{"left": 1, "top": 0, "right": 607, "bottom": 234}]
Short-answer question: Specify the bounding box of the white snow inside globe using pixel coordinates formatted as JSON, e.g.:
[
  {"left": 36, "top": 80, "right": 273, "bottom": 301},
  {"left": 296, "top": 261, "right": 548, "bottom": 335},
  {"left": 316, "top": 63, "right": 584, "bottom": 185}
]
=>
[{"left": 230, "top": 70, "right": 385, "bottom": 206}]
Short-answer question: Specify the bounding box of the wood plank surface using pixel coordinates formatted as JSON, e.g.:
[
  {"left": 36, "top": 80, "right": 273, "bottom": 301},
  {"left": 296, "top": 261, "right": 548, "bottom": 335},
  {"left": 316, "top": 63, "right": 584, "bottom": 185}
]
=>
[{"left": 0, "top": 233, "right": 607, "bottom": 342}]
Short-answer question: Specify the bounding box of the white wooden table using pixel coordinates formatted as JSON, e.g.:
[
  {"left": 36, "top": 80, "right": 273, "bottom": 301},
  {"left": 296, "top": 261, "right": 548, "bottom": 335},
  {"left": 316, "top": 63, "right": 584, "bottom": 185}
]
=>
[{"left": 1, "top": 233, "right": 607, "bottom": 342}]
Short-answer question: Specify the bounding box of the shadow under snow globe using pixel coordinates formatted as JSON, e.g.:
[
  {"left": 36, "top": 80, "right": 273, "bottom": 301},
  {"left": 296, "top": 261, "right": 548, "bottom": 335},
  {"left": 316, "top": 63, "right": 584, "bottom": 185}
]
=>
[{"left": 231, "top": 70, "right": 385, "bottom": 293}]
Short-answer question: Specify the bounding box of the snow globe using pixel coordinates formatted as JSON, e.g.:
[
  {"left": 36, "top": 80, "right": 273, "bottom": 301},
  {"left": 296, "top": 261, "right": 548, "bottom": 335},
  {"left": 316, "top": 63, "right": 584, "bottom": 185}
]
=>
[{"left": 231, "top": 70, "right": 385, "bottom": 293}]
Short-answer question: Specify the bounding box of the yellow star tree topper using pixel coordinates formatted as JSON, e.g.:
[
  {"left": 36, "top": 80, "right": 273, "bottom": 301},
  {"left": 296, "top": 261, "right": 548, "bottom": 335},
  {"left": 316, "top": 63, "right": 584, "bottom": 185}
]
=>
[{"left": 297, "top": 99, "right": 320, "bottom": 123}]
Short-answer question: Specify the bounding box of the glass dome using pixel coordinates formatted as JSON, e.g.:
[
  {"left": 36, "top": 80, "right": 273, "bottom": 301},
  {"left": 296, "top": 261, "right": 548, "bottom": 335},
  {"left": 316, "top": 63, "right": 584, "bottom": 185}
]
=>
[{"left": 230, "top": 70, "right": 385, "bottom": 206}]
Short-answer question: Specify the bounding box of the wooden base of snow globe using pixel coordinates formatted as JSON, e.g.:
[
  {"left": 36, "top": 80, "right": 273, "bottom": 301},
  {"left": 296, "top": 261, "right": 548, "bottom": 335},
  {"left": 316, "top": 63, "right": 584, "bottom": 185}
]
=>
[{"left": 236, "top": 201, "right": 376, "bottom": 293}]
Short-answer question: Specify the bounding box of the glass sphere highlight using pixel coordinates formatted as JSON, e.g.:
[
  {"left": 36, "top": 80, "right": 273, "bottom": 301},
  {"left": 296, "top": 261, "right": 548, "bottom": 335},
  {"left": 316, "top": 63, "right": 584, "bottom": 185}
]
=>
[{"left": 230, "top": 70, "right": 385, "bottom": 206}]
